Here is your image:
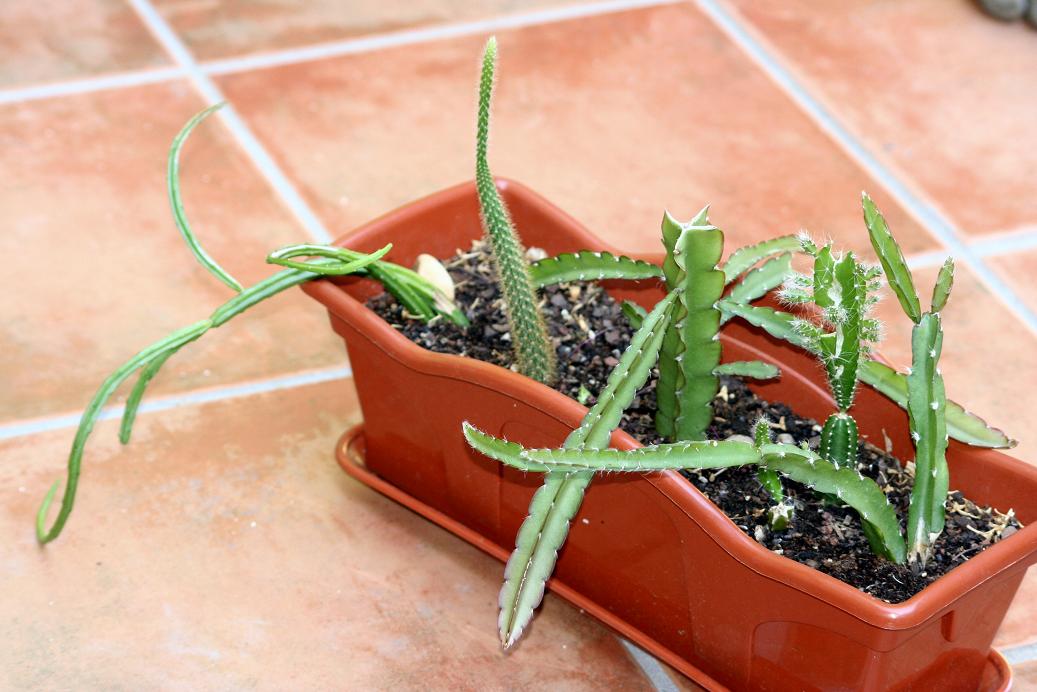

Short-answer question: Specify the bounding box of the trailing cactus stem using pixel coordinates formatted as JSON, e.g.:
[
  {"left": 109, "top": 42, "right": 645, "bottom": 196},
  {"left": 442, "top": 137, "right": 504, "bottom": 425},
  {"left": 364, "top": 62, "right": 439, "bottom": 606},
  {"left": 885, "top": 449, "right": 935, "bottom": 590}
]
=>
[
  {"left": 490, "top": 290, "right": 677, "bottom": 648},
  {"left": 475, "top": 37, "right": 556, "bottom": 385},
  {"left": 467, "top": 430, "right": 906, "bottom": 565},
  {"left": 721, "top": 252, "right": 794, "bottom": 324},
  {"left": 819, "top": 413, "right": 859, "bottom": 469},
  {"left": 906, "top": 312, "right": 949, "bottom": 564}
]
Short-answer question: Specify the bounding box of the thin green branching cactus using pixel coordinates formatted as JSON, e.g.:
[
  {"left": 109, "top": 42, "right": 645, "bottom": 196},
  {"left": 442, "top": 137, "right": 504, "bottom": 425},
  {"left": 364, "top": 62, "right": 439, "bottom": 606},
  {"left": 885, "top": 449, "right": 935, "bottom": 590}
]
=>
[
  {"left": 487, "top": 289, "right": 678, "bottom": 648},
  {"left": 475, "top": 37, "right": 556, "bottom": 385},
  {"left": 864, "top": 193, "right": 954, "bottom": 564},
  {"left": 35, "top": 108, "right": 465, "bottom": 544},
  {"left": 780, "top": 237, "right": 882, "bottom": 468}
]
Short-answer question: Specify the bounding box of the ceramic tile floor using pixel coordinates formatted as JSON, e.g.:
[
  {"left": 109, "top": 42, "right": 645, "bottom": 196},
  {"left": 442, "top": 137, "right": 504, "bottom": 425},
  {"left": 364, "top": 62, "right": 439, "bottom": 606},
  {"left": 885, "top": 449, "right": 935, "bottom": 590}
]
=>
[{"left": 2, "top": 0, "right": 1034, "bottom": 689}]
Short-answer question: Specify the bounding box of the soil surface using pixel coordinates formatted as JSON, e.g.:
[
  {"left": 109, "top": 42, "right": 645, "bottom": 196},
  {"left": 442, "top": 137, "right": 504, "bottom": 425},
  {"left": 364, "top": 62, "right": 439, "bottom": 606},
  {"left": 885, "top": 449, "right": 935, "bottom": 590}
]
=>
[{"left": 367, "top": 241, "right": 1021, "bottom": 603}]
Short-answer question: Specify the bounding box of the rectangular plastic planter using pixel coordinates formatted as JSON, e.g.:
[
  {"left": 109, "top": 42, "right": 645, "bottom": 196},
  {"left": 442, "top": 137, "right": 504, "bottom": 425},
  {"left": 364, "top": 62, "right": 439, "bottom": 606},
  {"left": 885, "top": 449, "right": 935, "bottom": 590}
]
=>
[{"left": 303, "top": 180, "right": 1036, "bottom": 691}]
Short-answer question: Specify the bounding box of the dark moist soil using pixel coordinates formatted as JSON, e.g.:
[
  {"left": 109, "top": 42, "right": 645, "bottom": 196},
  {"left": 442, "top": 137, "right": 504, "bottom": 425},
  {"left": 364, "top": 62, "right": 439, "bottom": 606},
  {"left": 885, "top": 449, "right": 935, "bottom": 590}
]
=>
[{"left": 368, "top": 241, "right": 1021, "bottom": 603}]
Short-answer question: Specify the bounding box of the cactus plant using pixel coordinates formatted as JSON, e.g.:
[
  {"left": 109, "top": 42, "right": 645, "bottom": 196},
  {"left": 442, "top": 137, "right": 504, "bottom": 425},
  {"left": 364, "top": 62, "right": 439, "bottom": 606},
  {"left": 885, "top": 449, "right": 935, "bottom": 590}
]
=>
[
  {"left": 719, "top": 295, "right": 1014, "bottom": 448},
  {"left": 863, "top": 193, "right": 954, "bottom": 564},
  {"left": 35, "top": 108, "right": 466, "bottom": 544},
  {"left": 779, "top": 238, "right": 882, "bottom": 469},
  {"left": 487, "top": 289, "right": 678, "bottom": 648},
  {"left": 474, "top": 37, "right": 557, "bottom": 385},
  {"left": 655, "top": 209, "right": 790, "bottom": 441}
]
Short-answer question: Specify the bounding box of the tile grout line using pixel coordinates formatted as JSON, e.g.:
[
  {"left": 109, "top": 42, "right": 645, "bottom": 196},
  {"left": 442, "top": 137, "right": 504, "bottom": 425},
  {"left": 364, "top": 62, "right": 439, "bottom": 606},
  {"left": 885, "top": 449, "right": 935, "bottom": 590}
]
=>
[
  {"left": 0, "top": 0, "right": 679, "bottom": 105},
  {"left": 0, "top": 66, "right": 185, "bottom": 105},
  {"left": 907, "top": 229, "right": 1037, "bottom": 270},
  {"left": 619, "top": 639, "right": 681, "bottom": 692},
  {"left": 1002, "top": 640, "right": 1037, "bottom": 665},
  {"left": 201, "top": 0, "right": 682, "bottom": 75},
  {"left": 126, "top": 0, "right": 334, "bottom": 244},
  {"left": 693, "top": 0, "right": 1037, "bottom": 337},
  {"left": 0, "top": 365, "right": 353, "bottom": 442}
]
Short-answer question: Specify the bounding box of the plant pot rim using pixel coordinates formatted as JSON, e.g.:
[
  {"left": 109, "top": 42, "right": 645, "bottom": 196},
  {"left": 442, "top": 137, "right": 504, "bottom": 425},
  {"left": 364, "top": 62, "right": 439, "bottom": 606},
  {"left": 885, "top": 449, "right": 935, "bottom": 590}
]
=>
[{"left": 302, "top": 177, "right": 1037, "bottom": 634}]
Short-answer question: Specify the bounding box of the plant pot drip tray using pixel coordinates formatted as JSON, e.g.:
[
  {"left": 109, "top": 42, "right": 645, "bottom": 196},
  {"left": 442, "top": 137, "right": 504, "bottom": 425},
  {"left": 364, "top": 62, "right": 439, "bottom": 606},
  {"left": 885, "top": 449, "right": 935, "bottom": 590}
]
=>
[{"left": 334, "top": 424, "right": 1012, "bottom": 691}]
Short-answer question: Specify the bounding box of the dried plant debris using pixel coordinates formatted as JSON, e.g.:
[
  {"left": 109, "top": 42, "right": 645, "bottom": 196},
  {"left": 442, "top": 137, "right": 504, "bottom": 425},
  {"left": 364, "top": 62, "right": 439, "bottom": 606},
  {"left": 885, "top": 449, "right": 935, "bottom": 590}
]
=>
[{"left": 367, "top": 242, "right": 1021, "bottom": 603}]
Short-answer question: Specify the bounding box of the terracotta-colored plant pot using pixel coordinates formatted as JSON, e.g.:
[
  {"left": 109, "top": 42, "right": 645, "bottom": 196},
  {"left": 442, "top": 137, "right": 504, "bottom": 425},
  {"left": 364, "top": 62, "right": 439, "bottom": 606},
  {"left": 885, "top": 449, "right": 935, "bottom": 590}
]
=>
[{"left": 303, "top": 180, "right": 1036, "bottom": 691}]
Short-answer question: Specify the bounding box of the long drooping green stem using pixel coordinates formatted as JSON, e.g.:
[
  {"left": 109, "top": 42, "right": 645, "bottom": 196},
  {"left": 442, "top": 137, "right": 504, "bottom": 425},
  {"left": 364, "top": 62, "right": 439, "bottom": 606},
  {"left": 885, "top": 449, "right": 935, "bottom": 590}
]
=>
[
  {"left": 167, "top": 103, "right": 243, "bottom": 294},
  {"left": 36, "top": 252, "right": 389, "bottom": 544},
  {"left": 475, "top": 37, "right": 556, "bottom": 385}
]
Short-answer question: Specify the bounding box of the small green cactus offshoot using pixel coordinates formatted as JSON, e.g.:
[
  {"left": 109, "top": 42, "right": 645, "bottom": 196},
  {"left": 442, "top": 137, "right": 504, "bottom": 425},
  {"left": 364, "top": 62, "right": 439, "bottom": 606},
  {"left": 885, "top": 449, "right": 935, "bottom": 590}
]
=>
[
  {"left": 780, "top": 238, "right": 882, "bottom": 470},
  {"left": 753, "top": 418, "right": 793, "bottom": 531},
  {"left": 863, "top": 193, "right": 954, "bottom": 565},
  {"left": 475, "top": 38, "right": 557, "bottom": 385}
]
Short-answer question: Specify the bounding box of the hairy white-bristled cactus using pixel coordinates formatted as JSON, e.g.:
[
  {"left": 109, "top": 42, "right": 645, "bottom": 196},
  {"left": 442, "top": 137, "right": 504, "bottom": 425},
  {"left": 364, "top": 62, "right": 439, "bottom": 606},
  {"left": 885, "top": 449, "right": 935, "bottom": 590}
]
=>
[
  {"left": 864, "top": 193, "right": 954, "bottom": 565},
  {"left": 779, "top": 239, "right": 882, "bottom": 469},
  {"left": 475, "top": 37, "right": 557, "bottom": 385}
]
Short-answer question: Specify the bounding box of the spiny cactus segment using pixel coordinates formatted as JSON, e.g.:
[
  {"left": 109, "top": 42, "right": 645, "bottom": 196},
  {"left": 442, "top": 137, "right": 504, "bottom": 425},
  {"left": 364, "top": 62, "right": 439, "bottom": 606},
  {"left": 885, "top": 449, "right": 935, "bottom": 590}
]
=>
[
  {"left": 475, "top": 37, "right": 557, "bottom": 385},
  {"left": 491, "top": 290, "right": 678, "bottom": 649}
]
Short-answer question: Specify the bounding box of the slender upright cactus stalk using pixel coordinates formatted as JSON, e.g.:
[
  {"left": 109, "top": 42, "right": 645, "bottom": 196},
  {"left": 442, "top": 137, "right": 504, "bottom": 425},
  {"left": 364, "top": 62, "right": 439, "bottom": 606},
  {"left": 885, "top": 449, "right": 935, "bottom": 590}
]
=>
[
  {"left": 475, "top": 37, "right": 556, "bottom": 385},
  {"left": 655, "top": 210, "right": 783, "bottom": 441},
  {"left": 864, "top": 193, "right": 953, "bottom": 564},
  {"left": 656, "top": 209, "right": 725, "bottom": 440}
]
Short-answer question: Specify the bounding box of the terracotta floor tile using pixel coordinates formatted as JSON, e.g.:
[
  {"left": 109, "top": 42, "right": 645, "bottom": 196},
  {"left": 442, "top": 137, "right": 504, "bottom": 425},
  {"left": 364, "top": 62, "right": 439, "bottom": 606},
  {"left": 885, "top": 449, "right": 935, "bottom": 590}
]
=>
[
  {"left": 155, "top": 0, "right": 604, "bottom": 61},
  {"left": 0, "top": 82, "right": 343, "bottom": 423},
  {"left": 0, "top": 0, "right": 169, "bottom": 89},
  {"left": 1013, "top": 658, "right": 1037, "bottom": 692},
  {"left": 1014, "top": 659, "right": 1037, "bottom": 692},
  {"left": 872, "top": 262, "right": 1037, "bottom": 464},
  {"left": 1, "top": 380, "right": 651, "bottom": 690},
  {"left": 215, "top": 4, "right": 936, "bottom": 261},
  {"left": 725, "top": 0, "right": 1037, "bottom": 237},
  {"left": 990, "top": 249, "right": 1037, "bottom": 319}
]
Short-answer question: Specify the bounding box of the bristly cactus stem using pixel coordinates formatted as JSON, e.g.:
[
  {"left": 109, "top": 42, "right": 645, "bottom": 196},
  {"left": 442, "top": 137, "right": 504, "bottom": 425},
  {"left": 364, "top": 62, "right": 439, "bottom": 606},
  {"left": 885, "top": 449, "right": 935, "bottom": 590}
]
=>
[{"left": 475, "top": 37, "right": 557, "bottom": 385}]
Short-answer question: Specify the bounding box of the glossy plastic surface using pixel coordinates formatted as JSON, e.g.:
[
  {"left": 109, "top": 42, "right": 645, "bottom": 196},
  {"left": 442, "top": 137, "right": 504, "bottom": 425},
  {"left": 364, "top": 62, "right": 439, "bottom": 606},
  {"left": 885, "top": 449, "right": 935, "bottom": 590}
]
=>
[{"left": 303, "top": 180, "right": 1036, "bottom": 691}]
